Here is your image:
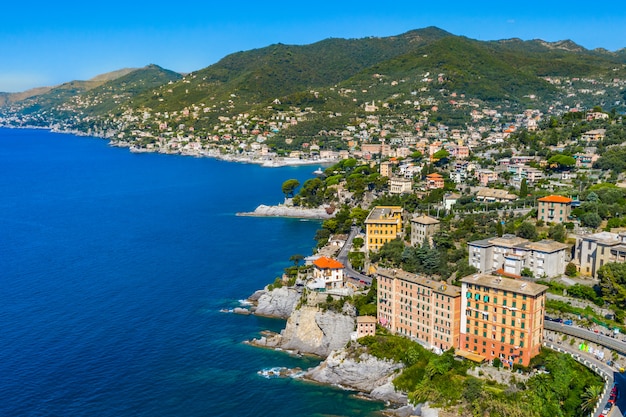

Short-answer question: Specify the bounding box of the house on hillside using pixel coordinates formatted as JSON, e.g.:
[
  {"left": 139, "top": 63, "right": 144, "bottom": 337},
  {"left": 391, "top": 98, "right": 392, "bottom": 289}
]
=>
[
  {"left": 537, "top": 195, "right": 572, "bottom": 224},
  {"left": 310, "top": 256, "right": 345, "bottom": 289}
]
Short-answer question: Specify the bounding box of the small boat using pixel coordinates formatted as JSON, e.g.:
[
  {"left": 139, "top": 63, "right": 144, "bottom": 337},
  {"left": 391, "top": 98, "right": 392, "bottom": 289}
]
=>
[{"left": 313, "top": 167, "right": 324, "bottom": 175}]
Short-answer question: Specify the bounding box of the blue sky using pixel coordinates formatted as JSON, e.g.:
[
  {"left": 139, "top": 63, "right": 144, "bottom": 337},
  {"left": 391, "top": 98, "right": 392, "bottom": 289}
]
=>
[{"left": 2, "top": 1, "right": 625, "bottom": 92}]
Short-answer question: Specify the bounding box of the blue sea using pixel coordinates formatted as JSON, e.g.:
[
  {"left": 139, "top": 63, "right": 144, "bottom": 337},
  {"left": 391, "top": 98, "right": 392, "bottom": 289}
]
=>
[{"left": 0, "top": 128, "right": 384, "bottom": 417}]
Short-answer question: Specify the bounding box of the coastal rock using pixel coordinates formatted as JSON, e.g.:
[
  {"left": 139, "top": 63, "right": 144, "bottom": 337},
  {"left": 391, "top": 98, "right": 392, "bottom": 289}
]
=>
[
  {"left": 253, "top": 287, "right": 301, "bottom": 319},
  {"left": 237, "top": 204, "right": 335, "bottom": 220},
  {"left": 278, "top": 306, "right": 356, "bottom": 357},
  {"left": 305, "top": 349, "right": 404, "bottom": 399}
]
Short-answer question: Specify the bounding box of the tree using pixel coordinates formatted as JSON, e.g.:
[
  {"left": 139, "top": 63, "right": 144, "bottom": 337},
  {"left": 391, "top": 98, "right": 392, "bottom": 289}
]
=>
[
  {"left": 281, "top": 179, "right": 300, "bottom": 198},
  {"left": 565, "top": 262, "right": 577, "bottom": 277},
  {"left": 581, "top": 212, "right": 602, "bottom": 229},
  {"left": 517, "top": 222, "right": 538, "bottom": 240},
  {"left": 548, "top": 223, "right": 567, "bottom": 242},
  {"left": 289, "top": 254, "right": 304, "bottom": 266},
  {"left": 519, "top": 178, "right": 528, "bottom": 197},
  {"left": 581, "top": 385, "right": 603, "bottom": 414}
]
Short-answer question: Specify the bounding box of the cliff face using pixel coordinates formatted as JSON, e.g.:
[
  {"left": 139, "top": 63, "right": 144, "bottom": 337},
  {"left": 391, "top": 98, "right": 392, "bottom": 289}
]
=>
[
  {"left": 252, "top": 287, "right": 301, "bottom": 319},
  {"left": 305, "top": 349, "right": 406, "bottom": 404},
  {"left": 253, "top": 303, "right": 356, "bottom": 357},
  {"left": 279, "top": 304, "right": 356, "bottom": 357}
]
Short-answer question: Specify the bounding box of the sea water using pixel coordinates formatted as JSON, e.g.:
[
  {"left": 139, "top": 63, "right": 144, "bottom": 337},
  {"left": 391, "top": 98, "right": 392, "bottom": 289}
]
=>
[{"left": 0, "top": 128, "right": 385, "bottom": 416}]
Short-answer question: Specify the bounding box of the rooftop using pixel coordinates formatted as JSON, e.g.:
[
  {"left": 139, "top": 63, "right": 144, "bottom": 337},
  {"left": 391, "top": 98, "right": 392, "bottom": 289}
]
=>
[
  {"left": 460, "top": 273, "right": 548, "bottom": 296},
  {"left": 538, "top": 195, "right": 572, "bottom": 204},
  {"left": 365, "top": 206, "right": 403, "bottom": 223},
  {"left": 411, "top": 215, "right": 440, "bottom": 225},
  {"left": 313, "top": 256, "right": 345, "bottom": 269},
  {"left": 377, "top": 268, "right": 462, "bottom": 297}
]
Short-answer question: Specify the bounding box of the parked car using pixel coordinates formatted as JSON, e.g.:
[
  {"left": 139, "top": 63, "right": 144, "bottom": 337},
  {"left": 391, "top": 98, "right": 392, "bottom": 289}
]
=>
[{"left": 601, "top": 402, "right": 612, "bottom": 416}]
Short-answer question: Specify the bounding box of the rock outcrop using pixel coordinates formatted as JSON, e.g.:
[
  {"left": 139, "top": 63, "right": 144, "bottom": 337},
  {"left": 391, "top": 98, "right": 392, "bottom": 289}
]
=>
[
  {"left": 253, "top": 287, "right": 301, "bottom": 319},
  {"left": 237, "top": 204, "right": 335, "bottom": 220},
  {"left": 305, "top": 349, "right": 406, "bottom": 404},
  {"left": 278, "top": 304, "right": 356, "bottom": 357},
  {"left": 252, "top": 302, "right": 356, "bottom": 357}
]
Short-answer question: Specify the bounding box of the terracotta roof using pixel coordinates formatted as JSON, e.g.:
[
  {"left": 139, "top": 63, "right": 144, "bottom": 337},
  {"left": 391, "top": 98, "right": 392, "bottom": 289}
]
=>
[
  {"left": 313, "top": 256, "right": 344, "bottom": 269},
  {"left": 538, "top": 195, "right": 572, "bottom": 203},
  {"left": 426, "top": 173, "right": 443, "bottom": 178}
]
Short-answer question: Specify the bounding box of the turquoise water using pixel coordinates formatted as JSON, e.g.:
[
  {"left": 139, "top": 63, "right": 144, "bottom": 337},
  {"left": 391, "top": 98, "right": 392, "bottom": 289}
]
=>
[{"left": 0, "top": 128, "right": 385, "bottom": 416}]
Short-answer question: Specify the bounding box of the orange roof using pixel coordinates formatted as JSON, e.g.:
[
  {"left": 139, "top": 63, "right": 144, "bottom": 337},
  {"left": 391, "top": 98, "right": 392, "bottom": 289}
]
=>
[
  {"left": 426, "top": 173, "right": 443, "bottom": 178},
  {"left": 313, "top": 256, "right": 344, "bottom": 269},
  {"left": 538, "top": 195, "right": 572, "bottom": 203}
]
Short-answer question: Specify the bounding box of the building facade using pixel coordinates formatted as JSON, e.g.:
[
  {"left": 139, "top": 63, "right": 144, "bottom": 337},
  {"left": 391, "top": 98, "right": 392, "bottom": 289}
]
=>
[
  {"left": 460, "top": 274, "right": 547, "bottom": 367},
  {"left": 365, "top": 206, "right": 403, "bottom": 252},
  {"left": 468, "top": 234, "right": 570, "bottom": 278},
  {"left": 410, "top": 215, "right": 441, "bottom": 246},
  {"left": 574, "top": 231, "right": 626, "bottom": 277},
  {"left": 356, "top": 316, "right": 377, "bottom": 339},
  {"left": 389, "top": 177, "right": 413, "bottom": 194},
  {"left": 377, "top": 268, "right": 462, "bottom": 352},
  {"left": 425, "top": 173, "right": 444, "bottom": 189},
  {"left": 537, "top": 195, "right": 572, "bottom": 224},
  {"left": 311, "top": 256, "right": 345, "bottom": 289}
]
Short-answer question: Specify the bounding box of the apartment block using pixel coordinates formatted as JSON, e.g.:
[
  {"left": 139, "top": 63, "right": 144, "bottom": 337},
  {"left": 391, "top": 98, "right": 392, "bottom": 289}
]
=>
[
  {"left": 537, "top": 195, "right": 572, "bottom": 224},
  {"left": 410, "top": 215, "right": 440, "bottom": 246},
  {"left": 468, "top": 234, "right": 570, "bottom": 278},
  {"left": 460, "top": 274, "right": 547, "bottom": 367},
  {"left": 389, "top": 176, "right": 413, "bottom": 194},
  {"left": 574, "top": 231, "right": 626, "bottom": 277},
  {"left": 377, "top": 268, "right": 462, "bottom": 352}
]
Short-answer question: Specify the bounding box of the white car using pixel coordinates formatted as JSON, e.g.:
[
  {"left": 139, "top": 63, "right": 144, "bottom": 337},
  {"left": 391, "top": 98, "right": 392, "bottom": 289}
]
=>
[{"left": 601, "top": 403, "right": 612, "bottom": 416}]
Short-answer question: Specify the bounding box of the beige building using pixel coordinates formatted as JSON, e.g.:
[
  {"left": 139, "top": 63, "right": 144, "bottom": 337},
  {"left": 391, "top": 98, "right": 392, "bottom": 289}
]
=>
[
  {"left": 389, "top": 176, "right": 413, "bottom": 194},
  {"left": 380, "top": 161, "right": 392, "bottom": 178},
  {"left": 475, "top": 187, "right": 518, "bottom": 203},
  {"left": 356, "top": 316, "right": 377, "bottom": 338},
  {"left": 460, "top": 274, "right": 547, "bottom": 367},
  {"left": 537, "top": 195, "right": 572, "bottom": 224},
  {"left": 574, "top": 231, "right": 626, "bottom": 277},
  {"left": 468, "top": 234, "right": 570, "bottom": 278},
  {"left": 410, "top": 215, "right": 440, "bottom": 246},
  {"left": 365, "top": 206, "right": 403, "bottom": 252},
  {"left": 377, "top": 268, "right": 462, "bottom": 352}
]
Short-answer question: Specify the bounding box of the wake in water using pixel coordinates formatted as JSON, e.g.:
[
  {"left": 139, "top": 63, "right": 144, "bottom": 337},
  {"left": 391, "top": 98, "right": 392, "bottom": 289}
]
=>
[{"left": 257, "top": 367, "right": 305, "bottom": 379}]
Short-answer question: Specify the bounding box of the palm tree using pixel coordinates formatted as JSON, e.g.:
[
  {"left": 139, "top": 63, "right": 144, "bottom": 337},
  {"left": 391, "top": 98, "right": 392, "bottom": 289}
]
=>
[{"left": 581, "top": 385, "right": 603, "bottom": 414}]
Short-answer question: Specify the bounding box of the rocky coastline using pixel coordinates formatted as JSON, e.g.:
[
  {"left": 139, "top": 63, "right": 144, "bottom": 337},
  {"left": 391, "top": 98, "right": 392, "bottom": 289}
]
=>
[
  {"left": 236, "top": 204, "right": 336, "bottom": 220},
  {"left": 241, "top": 286, "right": 426, "bottom": 415}
]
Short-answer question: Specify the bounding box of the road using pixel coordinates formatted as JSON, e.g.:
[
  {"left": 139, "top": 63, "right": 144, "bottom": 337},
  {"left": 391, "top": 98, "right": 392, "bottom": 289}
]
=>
[
  {"left": 544, "top": 321, "right": 626, "bottom": 356},
  {"left": 337, "top": 226, "right": 372, "bottom": 286}
]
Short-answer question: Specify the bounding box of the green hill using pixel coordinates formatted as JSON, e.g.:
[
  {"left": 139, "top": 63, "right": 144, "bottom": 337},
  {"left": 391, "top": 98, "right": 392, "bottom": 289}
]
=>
[{"left": 2, "top": 27, "right": 625, "bottom": 136}]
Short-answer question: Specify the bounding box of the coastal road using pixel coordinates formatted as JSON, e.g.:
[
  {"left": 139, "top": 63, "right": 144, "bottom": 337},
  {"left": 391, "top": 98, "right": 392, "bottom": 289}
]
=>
[
  {"left": 544, "top": 321, "right": 626, "bottom": 356},
  {"left": 337, "top": 226, "right": 372, "bottom": 286}
]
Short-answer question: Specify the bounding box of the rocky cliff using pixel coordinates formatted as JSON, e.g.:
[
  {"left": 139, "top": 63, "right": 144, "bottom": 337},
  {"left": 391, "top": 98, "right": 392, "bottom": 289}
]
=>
[
  {"left": 252, "top": 303, "right": 356, "bottom": 357},
  {"left": 237, "top": 204, "right": 335, "bottom": 219},
  {"left": 305, "top": 348, "right": 406, "bottom": 404},
  {"left": 251, "top": 287, "right": 301, "bottom": 319}
]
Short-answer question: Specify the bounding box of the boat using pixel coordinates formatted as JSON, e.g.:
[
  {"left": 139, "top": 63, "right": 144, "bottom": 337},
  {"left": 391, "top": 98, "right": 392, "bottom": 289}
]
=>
[{"left": 313, "top": 167, "right": 324, "bottom": 175}]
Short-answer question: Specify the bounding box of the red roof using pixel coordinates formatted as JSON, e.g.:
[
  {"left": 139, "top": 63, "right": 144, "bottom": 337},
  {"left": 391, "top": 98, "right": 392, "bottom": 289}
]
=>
[
  {"left": 313, "top": 256, "right": 344, "bottom": 269},
  {"left": 538, "top": 195, "right": 572, "bottom": 204}
]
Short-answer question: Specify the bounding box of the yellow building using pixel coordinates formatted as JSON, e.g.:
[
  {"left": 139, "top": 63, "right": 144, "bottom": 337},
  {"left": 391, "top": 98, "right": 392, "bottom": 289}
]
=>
[{"left": 365, "top": 206, "right": 403, "bottom": 252}]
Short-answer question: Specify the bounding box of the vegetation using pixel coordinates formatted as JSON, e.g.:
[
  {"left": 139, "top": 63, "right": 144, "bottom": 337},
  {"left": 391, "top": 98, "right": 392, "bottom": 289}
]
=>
[{"left": 357, "top": 332, "right": 602, "bottom": 417}]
